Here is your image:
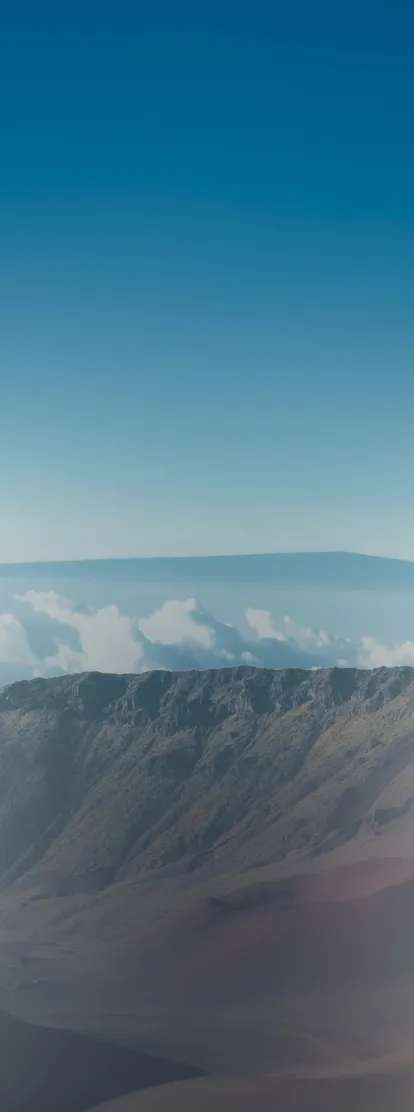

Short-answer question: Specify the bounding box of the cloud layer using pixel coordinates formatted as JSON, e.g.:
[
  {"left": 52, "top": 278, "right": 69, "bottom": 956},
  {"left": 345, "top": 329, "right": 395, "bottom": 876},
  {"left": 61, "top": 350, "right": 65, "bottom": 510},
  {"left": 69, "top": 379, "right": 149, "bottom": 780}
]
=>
[
  {"left": 0, "top": 590, "right": 412, "bottom": 685},
  {"left": 18, "top": 591, "right": 144, "bottom": 675}
]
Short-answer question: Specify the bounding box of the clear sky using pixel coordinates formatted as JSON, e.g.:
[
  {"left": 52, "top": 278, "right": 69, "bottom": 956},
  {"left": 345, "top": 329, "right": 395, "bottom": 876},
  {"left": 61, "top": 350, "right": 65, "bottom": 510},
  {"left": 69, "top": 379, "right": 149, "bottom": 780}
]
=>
[{"left": 2, "top": 1, "right": 414, "bottom": 561}]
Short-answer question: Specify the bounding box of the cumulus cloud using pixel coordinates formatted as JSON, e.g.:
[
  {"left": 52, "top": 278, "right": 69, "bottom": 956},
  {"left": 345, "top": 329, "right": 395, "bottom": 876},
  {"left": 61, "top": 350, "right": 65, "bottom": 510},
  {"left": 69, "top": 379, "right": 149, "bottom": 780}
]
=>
[
  {"left": 282, "top": 616, "right": 331, "bottom": 650},
  {"left": 0, "top": 613, "right": 37, "bottom": 667},
  {"left": 0, "top": 589, "right": 411, "bottom": 685},
  {"left": 357, "top": 635, "right": 414, "bottom": 669},
  {"left": 16, "top": 591, "right": 144, "bottom": 674},
  {"left": 139, "top": 599, "right": 214, "bottom": 648},
  {"left": 245, "top": 609, "right": 286, "bottom": 641},
  {"left": 246, "top": 610, "right": 340, "bottom": 663},
  {"left": 246, "top": 610, "right": 333, "bottom": 651}
]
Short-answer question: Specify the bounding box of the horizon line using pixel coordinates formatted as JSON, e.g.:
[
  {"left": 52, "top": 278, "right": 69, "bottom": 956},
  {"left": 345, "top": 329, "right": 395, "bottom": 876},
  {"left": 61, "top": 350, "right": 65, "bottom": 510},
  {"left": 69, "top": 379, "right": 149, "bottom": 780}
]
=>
[{"left": 0, "top": 549, "right": 413, "bottom": 569}]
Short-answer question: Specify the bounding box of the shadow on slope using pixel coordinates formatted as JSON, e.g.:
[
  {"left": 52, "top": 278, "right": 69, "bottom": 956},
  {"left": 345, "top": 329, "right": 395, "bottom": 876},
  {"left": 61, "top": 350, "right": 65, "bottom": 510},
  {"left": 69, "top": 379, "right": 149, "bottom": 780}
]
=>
[
  {"left": 91, "top": 1068, "right": 414, "bottom": 1111},
  {"left": 0, "top": 1010, "right": 204, "bottom": 1112}
]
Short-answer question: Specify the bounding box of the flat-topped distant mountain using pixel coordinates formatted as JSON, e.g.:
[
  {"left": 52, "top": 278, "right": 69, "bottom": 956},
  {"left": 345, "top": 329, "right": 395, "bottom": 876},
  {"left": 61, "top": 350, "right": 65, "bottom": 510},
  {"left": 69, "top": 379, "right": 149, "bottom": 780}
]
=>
[{"left": 2, "top": 550, "right": 414, "bottom": 587}]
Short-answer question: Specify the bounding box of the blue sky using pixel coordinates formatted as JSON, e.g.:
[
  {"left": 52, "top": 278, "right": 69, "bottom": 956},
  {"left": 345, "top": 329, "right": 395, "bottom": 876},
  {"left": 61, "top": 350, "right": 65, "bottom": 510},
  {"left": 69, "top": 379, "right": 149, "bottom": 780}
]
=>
[{"left": 2, "top": 1, "right": 414, "bottom": 561}]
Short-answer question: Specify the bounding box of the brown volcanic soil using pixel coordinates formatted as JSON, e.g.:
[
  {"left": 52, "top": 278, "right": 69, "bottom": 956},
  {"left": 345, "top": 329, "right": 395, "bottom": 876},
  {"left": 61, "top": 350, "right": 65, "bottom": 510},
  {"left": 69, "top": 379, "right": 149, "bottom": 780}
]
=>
[
  {"left": 4, "top": 859, "right": 414, "bottom": 1109},
  {"left": 82, "top": 860, "right": 414, "bottom": 1079},
  {"left": 3, "top": 858, "right": 414, "bottom": 1111}
]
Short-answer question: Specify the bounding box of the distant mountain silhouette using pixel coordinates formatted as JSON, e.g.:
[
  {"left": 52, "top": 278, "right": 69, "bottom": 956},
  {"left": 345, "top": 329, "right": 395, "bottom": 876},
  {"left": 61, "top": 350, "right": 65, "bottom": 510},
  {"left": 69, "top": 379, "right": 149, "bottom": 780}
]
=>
[{"left": 2, "top": 550, "right": 414, "bottom": 587}]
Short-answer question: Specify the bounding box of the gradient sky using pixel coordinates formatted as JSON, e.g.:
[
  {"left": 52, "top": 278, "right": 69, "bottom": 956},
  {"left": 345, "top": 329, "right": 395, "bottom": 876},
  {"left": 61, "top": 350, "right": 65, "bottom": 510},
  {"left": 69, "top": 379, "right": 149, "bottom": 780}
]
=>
[{"left": 2, "top": 1, "right": 414, "bottom": 561}]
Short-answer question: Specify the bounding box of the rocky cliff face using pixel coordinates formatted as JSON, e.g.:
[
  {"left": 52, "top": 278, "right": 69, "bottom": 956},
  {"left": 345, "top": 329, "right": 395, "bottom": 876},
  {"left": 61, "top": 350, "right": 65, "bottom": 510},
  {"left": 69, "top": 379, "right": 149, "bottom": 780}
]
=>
[{"left": 1, "top": 666, "right": 414, "bottom": 897}]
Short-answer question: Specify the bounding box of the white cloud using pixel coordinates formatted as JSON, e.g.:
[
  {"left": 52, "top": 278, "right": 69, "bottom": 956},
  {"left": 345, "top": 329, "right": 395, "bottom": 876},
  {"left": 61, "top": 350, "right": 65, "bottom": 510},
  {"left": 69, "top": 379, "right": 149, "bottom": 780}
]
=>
[
  {"left": 139, "top": 598, "right": 214, "bottom": 647},
  {"left": 283, "top": 615, "right": 330, "bottom": 650},
  {"left": 245, "top": 609, "right": 285, "bottom": 641},
  {"left": 0, "top": 589, "right": 412, "bottom": 684},
  {"left": 16, "top": 591, "right": 144, "bottom": 674},
  {"left": 245, "top": 609, "right": 332, "bottom": 651},
  {"left": 0, "top": 613, "right": 37, "bottom": 666},
  {"left": 357, "top": 635, "right": 414, "bottom": 669}
]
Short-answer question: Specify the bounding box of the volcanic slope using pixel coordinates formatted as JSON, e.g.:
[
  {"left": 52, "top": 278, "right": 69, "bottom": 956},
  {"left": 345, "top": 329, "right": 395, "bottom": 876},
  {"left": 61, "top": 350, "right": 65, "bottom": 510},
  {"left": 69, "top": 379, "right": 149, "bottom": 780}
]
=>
[
  {"left": 3, "top": 669, "right": 414, "bottom": 1109},
  {"left": 2, "top": 666, "right": 414, "bottom": 907}
]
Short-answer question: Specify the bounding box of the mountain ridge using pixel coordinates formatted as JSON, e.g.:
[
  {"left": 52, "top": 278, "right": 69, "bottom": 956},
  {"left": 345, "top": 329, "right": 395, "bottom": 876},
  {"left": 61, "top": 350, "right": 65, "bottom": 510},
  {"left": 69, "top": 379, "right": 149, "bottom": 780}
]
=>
[{"left": 2, "top": 666, "right": 414, "bottom": 913}]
